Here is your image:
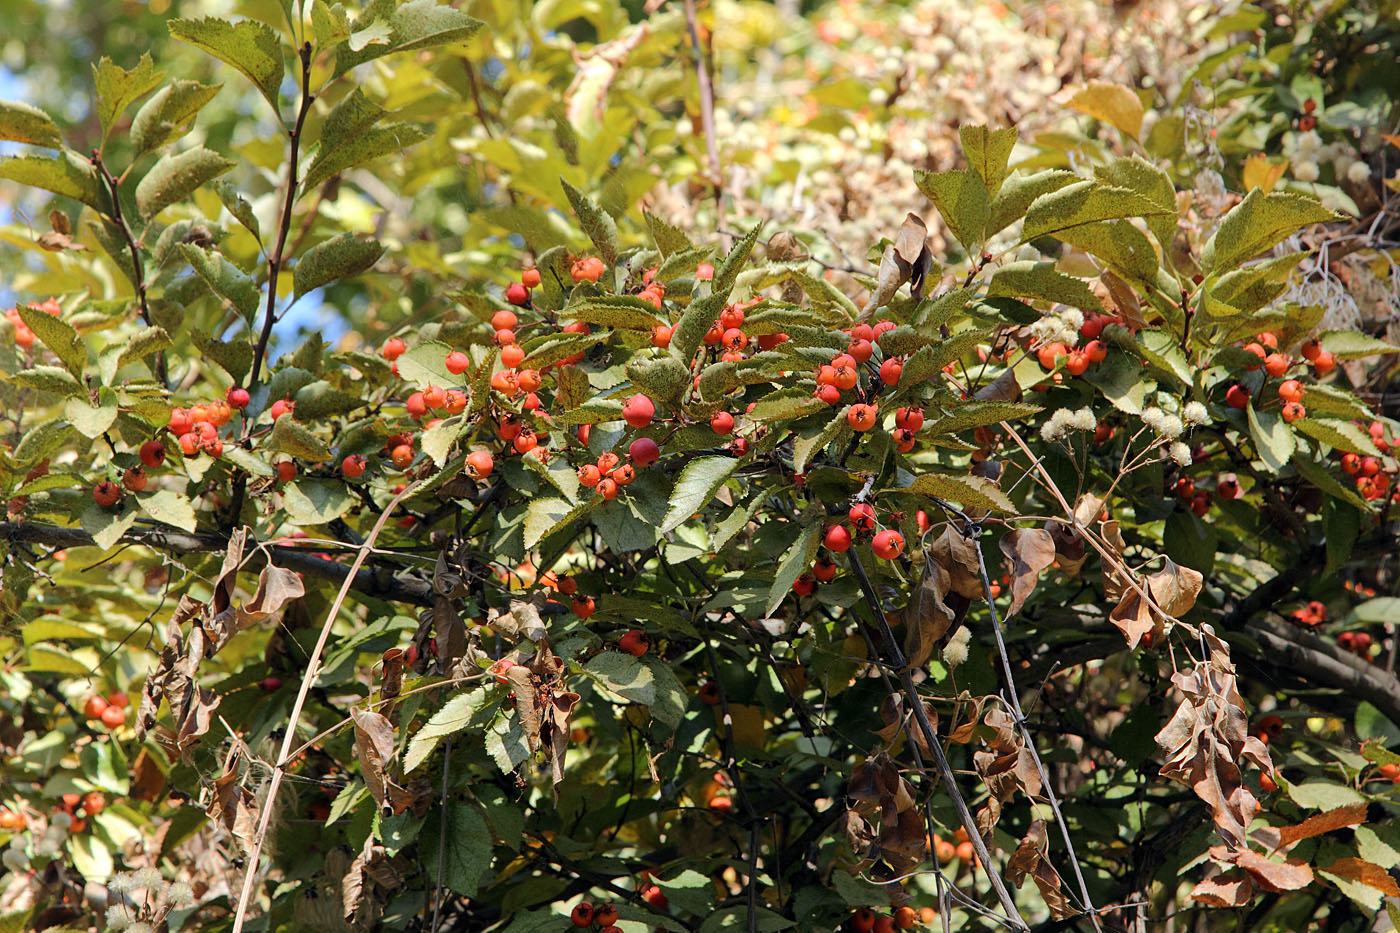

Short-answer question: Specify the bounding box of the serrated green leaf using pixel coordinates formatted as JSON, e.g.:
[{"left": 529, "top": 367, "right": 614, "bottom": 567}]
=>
[
  {"left": 1300, "top": 383, "right": 1373, "bottom": 421},
  {"left": 1094, "top": 155, "right": 1177, "bottom": 249},
  {"left": 135, "top": 146, "right": 235, "bottom": 218},
  {"left": 1318, "top": 330, "right": 1398, "bottom": 359},
  {"left": 333, "top": 0, "right": 485, "bottom": 74},
  {"left": 1290, "top": 452, "right": 1370, "bottom": 511},
  {"left": 1247, "top": 405, "right": 1296, "bottom": 472},
  {"left": 269, "top": 415, "right": 331, "bottom": 462},
  {"left": 130, "top": 80, "right": 223, "bottom": 154},
  {"left": 1293, "top": 418, "right": 1381, "bottom": 457},
  {"left": 793, "top": 411, "right": 848, "bottom": 473},
  {"left": 1022, "top": 180, "right": 1168, "bottom": 241},
  {"left": 0, "top": 151, "right": 107, "bottom": 211},
  {"left": 311, "top": 0, "right": 352, "bottom": 47},
  {"left": 404, "top": 689, "right": 490, "bottom": 772},
  {"left": 1201, "top": 188, "right": 1337, "bottom": 274},
  {"left": 81, "top": 500, "right": 138, "bottom": 551},
  {"left": 987, "top": 169, "right": 1077, "bottom": 239},
  {"left": 914, "top": 168, "right": 989, "bottom": 254},
  {"left": 189, "top": 327, "right": 253, "bottom": 383},
  {"left": 670, "top": 224, "right": 762, "bottom": 362},
  {"left": 586, "top": 651, "right": 655, "bottom": 706},
  {"left": 748, "top": 387, "right": 826, "bottom": 423},
  {"left": 566, "top": 296, "right": 665, "bottom": 330},
  {"left": 520, "top": 331, "right": 609, "bottom": 369},
  {"left": 1056, "top": 219, "right": 1160, "bottom": 282},
  {"left": 294, "top": 380, "right": 364, "bottom": 420},
  {"left": 214, "top": 180, "right": 259, "bottom": 240},
  {"left": 0, "top": 100, "right": 63, "bottom": 148},
  {"left": 64, "top": 394, "right": 118, "bottom": 439},
  {"left": 560, "top": 178, "right": 619, "bottom": 265},
  {"left": 1067, "top": 82, "right": 1144, "bottom": 137},
  {"left": 524, "top": 496, "right": 598, "bottom": 549},
  {"left": 303, "top": 108, "right": 428, "bottom": 191},
  {"left": 766, "top": 521, "right": 819, "bottom": 616},
  {"left": 13, "top": 365, "right": 84, "bottom": 398},
  {"left": 987, "top": 261, "right": 1103, "bottom": 312},
  {"left": 661, "top": 457, "right": 737, "bottom": 533},
  {"left": 394, "top": 340, "right": 456, "bottom": 389},
  {"left": 222, "top": 446, "right": 274, "bottom": 477},
  {"left": 114, "top": 326, "right": 173, "bottom": 380},
  {"left": 17, "top": 304, "right": 85, "bottom": 377},
  {"left": 92, "top": 53, "right": 164, "bottom": 139},
  {"left": 959, "top": 125, "right": 1017, "bottom": 198},
  {"left": 281, "top": 478, "right": 353, "bottom": 525},
  {"left": 180, "top": 245, "right": 261, "bottom": 320},
  {"left": 907, "top": 472, "right": 1015, "bottom": 511},
  {"left": 167, "top": 18, "right": 284, "bottom": 111},
  {"left": 421, "top": 803, "right": 490, "bottom": 898},
  {"left": 14, "top": 420, "right": 75, "bottom": 464},
  {"left": 292, "top": 233, "right": 383, "bottom": 297},
  {"left": 925, "top": 401, "right": 1041, "bottom": 436},
  {"left": 140, "top": 488, "right": 198, "bottom": 532},
  {"left": 645, "top": 209, "right": 692, "bottom": 257},
  {"left": 626, "top": 355, "right": 690, "bottom": 405}
]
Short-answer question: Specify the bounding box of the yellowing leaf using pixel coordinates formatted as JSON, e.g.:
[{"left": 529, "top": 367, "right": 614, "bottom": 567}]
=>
[
  {"left": 1066, "top": 82, "right": 1145, "bottom": 138},
  {"left": 1242, "top": 154, "right": 1288, "bottom": 193}
]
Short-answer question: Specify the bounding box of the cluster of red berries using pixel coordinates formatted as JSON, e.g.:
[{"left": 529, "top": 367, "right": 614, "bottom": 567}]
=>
[
  {"left": 1224, "top": 334, "right": 1337, "bottom": 415},
  {"left": 1339, "top": 421, "right": 1396, "bottom": 502},
  {"left": 1289, "top": 600, "right": 1329, "bottom": 628},
  {"left": 569, "top": 900, "right": 621, "bottom": 930},
  {"left": 1171, "top": 476, "right": 1212, "bottom": 517},
  {"left": 168, "top": 389, "right": 246, "bottom": 459},
  {"left": 847, "top": 905, "right": 924, "bottom": 931},
  {"left": 930, "top": 826, "right": 979, "bottom": 866},
  {"left": 52, "top": 790, "right": 105, "bottom": 834},
  {"left": 1336, "top": 630, "right": 1374, "bottom": 659},
  {"left": 82, "top": 691, "right": 128, "bottom": 730},
  {"left": 4, "top": 298, "right": 60, "bottom": 349},
  {"left": 694, "top": 299, "right": 775, "bottom": 362},
  {"left": 1251, "top": 714, "right": 1283, "bottom": 746},
  {"left": 1037, "top": 311, "right": 1120, "bottom": 377},
  {"left": 794, "top": 505, "right": 906, "bottom": 595}
]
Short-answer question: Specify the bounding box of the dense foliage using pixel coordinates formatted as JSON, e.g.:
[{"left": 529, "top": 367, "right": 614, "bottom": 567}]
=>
[{"left": 0, "top": 2, "right": 1398, "bottom": 932}]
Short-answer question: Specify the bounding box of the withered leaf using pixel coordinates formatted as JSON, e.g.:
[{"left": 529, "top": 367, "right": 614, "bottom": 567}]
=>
[
  {"left": 1033, "top": 859, "right": 1074, "bottom": 920},
  {"left": 1224, "top": 848, "right": 1314, "bottom": 893},
  {"left": 1321, "top": 857, "right": 1400, "bottom": 896},
  {"left": 351, "top": 707, "right": 399, "bottom": 811},
  {"left": 860, "top": 214, "right": 928, "bottom": 320},
  {"left": 840, "top": 810, "right": 877, "bottom": 857},
  {"left": 1007, "top": 819, "right": 1048, "bottom": 887},
  {"left": 236, "top": 563, "right": 305, "bottom": 625},
  {"left": 1100, "top": 270, "right": 1144, "bottom": 329},
  {"left": 999, "top": 528, "right": 1055, "bottom": 616},
  {"left": 1109, "top": 556, "right": 1204, "bottom": 648},
  {"left": 1189, "top": 872, "right": 1254, "bottom": 907},
  {"left": 1275, "top": 803, "right": 1368, "bottom": 850},
  {"left": 971, "top": 367, "right": 1021, "bottom": 402},
  {"left": 545, "top": 690, "right": 580, "bottom": 795},
  {"left": 208, "top": 770, "right": 257, "bottom": 855}
]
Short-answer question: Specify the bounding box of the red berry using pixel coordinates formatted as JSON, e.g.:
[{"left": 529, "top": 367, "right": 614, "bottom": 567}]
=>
[
  {"left": 872, "top": 530, "right": 905, "bottom": 560},
  {"left": 813, "top": 556, "right": 838, "bottom": 582},
  {"left": 1282, "top": 401, "right": 1305, "bottom": 423},
  {"left": 848, "top": 503, "right": 876, "bottom": 533},
  {"left": 623, "top": 394, "right": 656, "bottom": 428},
  {"left": 83, "top": 696, "right": 108, "bottom": 719},
  {"left": 341, "top": 454, "right": 367, "bottom": 478},
  {"left": 276, "top": 461, "right": 296, "bottom": 482},
  {"left": 521, "top": 268, "right": 541, "bottom": 289},
  {"left": 824, "top": 524, "right": 852, "bottom": 552},
  {"left": 1225, "top": 384, "right": 1250, "bottom": 409},
  {"left": 92, "top": 480, "right": 122, "bottom": 508},
  {"left": 261, "top": 677, "right": 282, "bottom": 691},
  {"left": 572, "top": 595, "right": 595, "bottom": 618},
  {"left": 577, "top": 464, "right": 602, "bottom": 487},
  {"left": 100, "top": 705, "right": 125, "bottom": 729},
  {"left": 710, "top": 411, "right": 735, "bottom": 435},
  {"left": 792, "top": 573, "right": 815, "bottom": 596},
  {"left": 1312, "top": 351, "right": 1336, "bottom": 375},
  {"left": 651, "top": 325, "right": 672, "bottom": 348},
  {"left": 445, "top": 351, "right": 470, "bottom": 375},
  {"left": 139, "top": 439, "right": 166, "bottom": 468},
  {"left": 619, "top": 630, "right": 650, "bottom": 657},
  {"left": 505, "top": 282, "right": 530, "bottom": 306},
  {"left": 571, "top": 903, "right": 594, "bottom": 927},
  {"left": 226, "top": 387, "right": 250, "bottom": 409},
  {"left": 696, "top": 263, "right": 715, "bottom": 280},
  {"left": 629, "top": 437, "right": 660, "bottom": 467},
  {"left": 1263, "top": 353, "right": 1290, "bottom": 378},
  {"left": 878, "top": 357, "right": 903, "bottom": 386},
  {"left": 1301, "top": 339, "right": 1321, "bottom": 361},
  {"left": 847, "top": 403, "right": 878, "bottom": 431},
  {"left": 381, "top": 337, "right": 406, "bottom": 361},
  {"left": 894, "top": 407, "right": 924, "bottom": 432},
  {"left": 122, "top": 467, "right": 147, "bottom": 492}
]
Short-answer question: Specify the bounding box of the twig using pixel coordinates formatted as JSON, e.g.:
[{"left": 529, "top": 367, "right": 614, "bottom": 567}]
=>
[
  {"left": 231, "top": 479, "right": 422, "bottom": 933},
  {"left": 91, "top": 154, "right": 168, "bottom": 386},
  {"left": 246, "top": 41, "right": 315, "bottom": 390},
  {"left": 846, "top": 550, "right": 1029, "bottom": 931},
  {"left": 682, "top": 0, "right": 722, "bottom": 218},
  {"left": 431, "top": 736, "right": 451, "bottom": 931}
]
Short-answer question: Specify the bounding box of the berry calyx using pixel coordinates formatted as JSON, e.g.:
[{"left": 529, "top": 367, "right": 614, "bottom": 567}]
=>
[
  {"left": 570, "top": 903, "right": 594, "bottom": 927},
  {"left": 848, "top": 503, "right": 876, "bottom": 533}
]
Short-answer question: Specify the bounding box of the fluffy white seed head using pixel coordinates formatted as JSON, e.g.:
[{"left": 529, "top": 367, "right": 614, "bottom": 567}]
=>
[
  {"left": 942, "top": 626, "right": 971, "bottom": 668},
  {"left": 1169, "top": 441, "right": 1192, "bottom": 466},
  {"left": 1184, "top": 401, "right": 1209, "bottom": 425}
]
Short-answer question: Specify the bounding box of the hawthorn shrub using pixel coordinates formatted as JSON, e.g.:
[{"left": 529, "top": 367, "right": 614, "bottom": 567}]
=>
[{"left": 1, "top": 4, "right": 1400, "bottom": 933}]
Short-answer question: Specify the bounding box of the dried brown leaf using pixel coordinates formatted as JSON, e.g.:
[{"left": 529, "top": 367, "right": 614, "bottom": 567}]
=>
[
  {"left": 1007, "top": 819, "right": 1048, "bottom": 887},
  {"left": 999, "top": 528, "right": 1055, "bottom": 616},
  {"left": 903, "top": 531, "right": 981, "bottom": 668},
  {"left": 237, "top": 563, "right": 305, "bottom": 625},
  {"left": 1189, "top": 873, "right": 1254, "bottom": 907},
  {"left": 971, "top": 367, "right": 1021, "bottom": 402},
  {"left": 208, "top": 770, "right": 257, "bottom": 855},
  {"left": 351, "top": 707, "right": 398, "bottom": 811},
  {"left": 1033, "top": 859, "right": 1074, "bottom": 920},
  {"left": 1231, "top": 849, "right": 1314, "bottom": 893},
  {"left": 1322, "top": 857, "right": 1400, "bottom": 896},
  {"left": 1100, "top": 270, "right": 1144, "bottom": 329},
  {"left": 1275, "top": 803, "right": 1368, "bottom": 850}
]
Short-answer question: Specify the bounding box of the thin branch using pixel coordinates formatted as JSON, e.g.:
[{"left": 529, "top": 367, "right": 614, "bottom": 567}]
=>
[
  {"left": 231, "top": 479, "right": 422, "bottom": 933},
  {"left": 682, "top": 0, "right": 722, "bottom": 218},
  {"left": 0, "top": 520, "right": 436, "bottom": 606},
  {"left": 91, "top": 153, "right": 168, "bottom": 386}
]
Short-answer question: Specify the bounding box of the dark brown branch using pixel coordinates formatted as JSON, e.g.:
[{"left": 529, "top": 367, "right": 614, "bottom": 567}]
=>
[
  {"left": 91, "top": 154, "right": 168, "bottom": 386},
  {"left": 0, "top": 521, "right": 435, "bottom": 606}
]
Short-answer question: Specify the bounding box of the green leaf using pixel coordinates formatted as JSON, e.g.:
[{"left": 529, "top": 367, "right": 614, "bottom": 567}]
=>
[
  {"left": 1290, "top": 453, "right": 1369, "bottom": 511},
  {"left": 1201, "top": 188, "right": 1337, "bottom": 274},
  {"left": 1287, "top": 781, "right": 1365, "bottom": 810},
  {"left": 766, "top": 522, "right": 819, "bottom": 616},
  {"left": 670, "top": 223, "right": 762, "bottom": 362},
  {"left": 987, "top": 261, "right": 1103, "bottom": 312},
  {"left": 1247, "top": 405, "right": 1296, "bottom": 472},
  {"left": 17, "top": 304, "right": 85, "bottom": 377},
  {"left": 1210, "top": 253, "right": 1306, "bottom": 311},
  {"left": 189, "top": 327, "right": 253, "bottom": 383},
  {"left": 1293, "top": 418, "right": 1381, "bottom": 457},
  {"left": 626, "top": 355, "right": 690, "bottom": 405},
  {"left": 223, "top": 446, "right": 275, "bottom": 477},
  {"left": 913, "top": 168, "right": 989, "bottom": 254},
  {"left": 404, "top": 689, "right": 490, "bottom": 772},
  {"left": 167, "top": 18, "right": 284, "bottom": 111},
  {"left": 906, "top": 472, "right": 1014, "bottom": 512},
  {"left": 560, "top": 178, "right": 619, "bottom": 265},
  {"left": 524, "top": 496, "right": 597, "bottom": 549},
  {"left": 311, "top": 0, "right": 352, "bottom": 47},
  {"left": 64, "top": 394, "right": 118, "bottom": 439},
  {"left": 1066, "top": 82, "right": 1145, "bottom": 137},
  {"left": 395, "top": 340, "right": 456, "bottom": 389},
  {"left": 1318, "top": 330, "right": 1398, "bottom": 359},
  {"left": 587, "top": 651, "right": 656, "bottom": 708},
  {"left": 14, "top": 420, "right": 76, "bottom": 464},
  {"left": 332, "top": 0, "right": 485, "bottom": 74},
  {"left": 0, "top": 100, "right": 63, "bottom": 148},
  {"left": 294, "top": 380, "right": 365, "bottom": 420},
  {"left": 112, "top": 326, "right": 172, "bottom": 380},
  {"left": 12, "top": 365, "right": 84, "bottom": 398},
  {"left": 280, "top": 478, "right": 353, "bottom": 525},
  {"left": 520, "top": 331, "right": 609, "bottom": 370},
  {"left": 1094, "top": 155, "right": 1178, "bottom": 249},
  {"left": 1055, "top": 219, "right": 1160, "bottom": 282},
  {"left": 1299, "top": 383, "right": 1373, "bottom": 422},
  {"left": 959, "top": 125, "right": 1017, "bottom": 199},
  {"left": 748, "top": 387, "right": 826, "bottom": 423},
  {"left": 1022, "top": 180, "right": 1168, "bottom": 242},
  {"left": 661, "top": 457, "right": 738, "bottom": 533},
  {"left": 421, "top": 803, "right": 490, "bottom": 898},
  {"left": 566, "top": 296, "right": 665, "bottom": 330},
  {"left": 135, "top": 146, "right": 235, "bottom": 218},
  {"left": 0, "top": 151, "right": 107, "bottom": 212},
  {"left": 302, "top": 93, "right": 428, "bottom": 190},
  {"left": 180, "top": 245, "right": 261, "bottom": 320},
  {"left": 924, "top": 401, "right": 1040, "bottom": 436},
  {"left": 140, "top": 489, "right": 198, "bottom": 533},
  {"left": 292, "top": 233, "right": 383, "bottom": 297},
  {"left": 81, "top": 501, "right": 138, "bottom": 551},
  {"left": 92, "top": 53, "right": 164, "bottom": 140},
  {"left": 130, "top": 80, "right": 223, "bottom": 154},
  {"left": 987, "top": 169, "right": 1077, "bottom": 239},
  {"left": 269, "top": 415, "right": 331, "bottom": 462},
  {"left": 1324, "top": 499, "right": 1359, "bottom": 577},
  {"left": 214, "top": 180, "right": 260, "bottom": 240},
  {"left": 645, "top": 209, "right": 692, "bottom": 257},
  {"left": 793, "top": 411, "right": 848, "bottom": 473}
]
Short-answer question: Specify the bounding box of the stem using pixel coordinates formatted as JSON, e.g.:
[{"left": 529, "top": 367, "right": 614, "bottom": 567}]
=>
[
  {"left": 92, "top": 154, "right": 168, "bottom": 386},
  {"left": 682, "top": 0, "right": 722, "bottom": 218},
  {"left": 246, "top": 41, "right": 315, "bottom": 391},
  {"left": 846, "top": 550, "right": 1029, "bottom": 931}
]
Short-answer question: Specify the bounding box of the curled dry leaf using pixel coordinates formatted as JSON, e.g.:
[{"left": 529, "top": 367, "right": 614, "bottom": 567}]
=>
[
  {"left": 845, "top": 751, "right": 925, "bottom": 883},
  {"left": 972, "top": 708, "right": 1041, "bottom": 840},
  {"left": 998, "top": 527, "right": 1056, "bottom": 616},
  {"left": 904, "top": 525, "right": 985, "bottom": 666},
  {"left": 1189, "top": 872, "right": 1255, "bottom": 907},
  {"left": 1211, "top": 847, "right": 1314, "bottom": 893},
  {"left": 860, "top": 213, "right": 931, "bottom": 320},
  {"left": 1320, "top": 857, "right": 1400, "bottom": 897},
  {"left": 1109, "top": 556, "right": 1203, "bottom": 649},
  {"left": 1100, "top": 270, "right": 1144, "bottom": 329},
  {"left": 875, "top": 692, "right": 939, "bottom": 758},
  {"left": 971, "top": 366, "right": 1021, "bottom": 402},
  {"left": 137, "top": 611, "right": 220, "bottom": 757},
  {"left": 343, "top": 835, "right": 402, "bottom": 925},
  {"left": 1155, "top": 628, "right": 1272, "bottom": 848},
  {"left": 1006, "top": 819, "right": 1048, "bottom": 887},
  {"left": 236, "top": 564, "right": 305, "bottom": 626},
  {"left": 351, "top": 706, "right": 400, "bottom": 813},
  {"left": 1273, "top": 802, "right": 1367, "bottom": 851},
  {"left": 208, "top": 769, "right": 258, "bottom": 856}
]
